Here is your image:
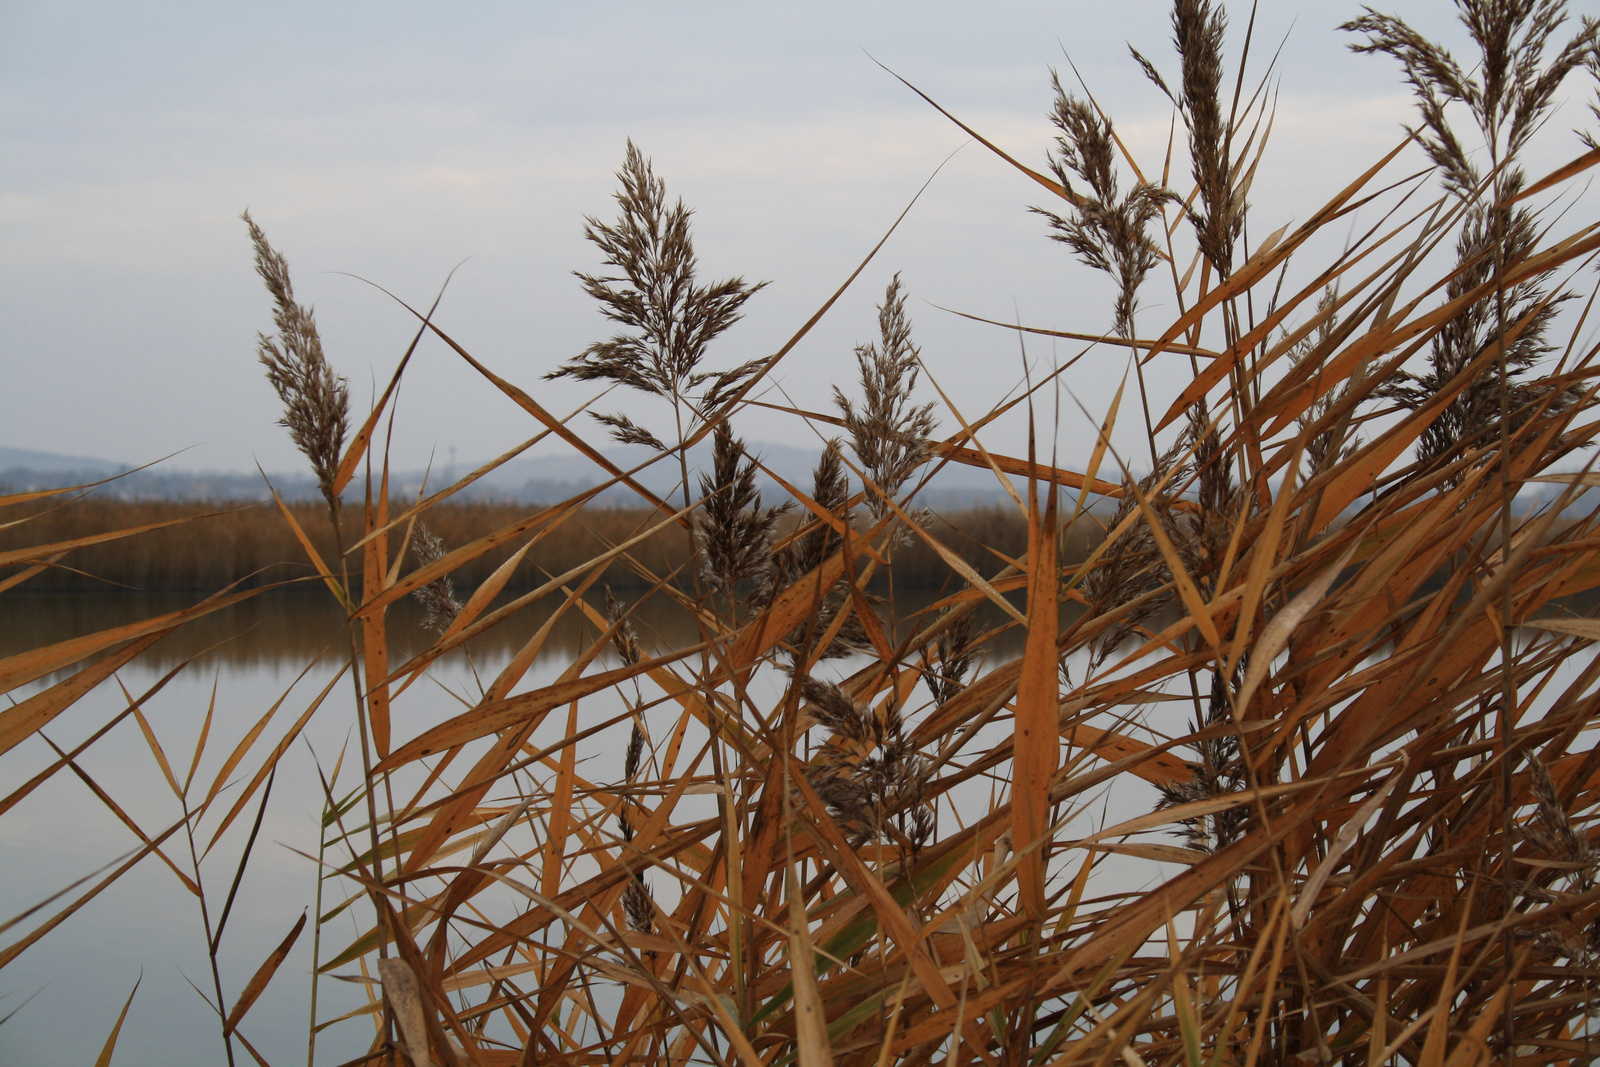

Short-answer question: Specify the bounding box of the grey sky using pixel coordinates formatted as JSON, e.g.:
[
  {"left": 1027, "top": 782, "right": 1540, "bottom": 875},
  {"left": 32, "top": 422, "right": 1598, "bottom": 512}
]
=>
[{"left": 2, "top": 1, "right": 1593, "bottom": 477}]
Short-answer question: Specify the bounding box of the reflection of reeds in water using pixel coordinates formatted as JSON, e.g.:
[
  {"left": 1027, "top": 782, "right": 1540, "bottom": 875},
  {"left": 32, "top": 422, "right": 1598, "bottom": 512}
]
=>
[
  {"left": 0, "top": 585, "right": 1037, "bottom": 676},
  {"left": 13, "top": 4, "right": 1600, "bottom": 1065}
]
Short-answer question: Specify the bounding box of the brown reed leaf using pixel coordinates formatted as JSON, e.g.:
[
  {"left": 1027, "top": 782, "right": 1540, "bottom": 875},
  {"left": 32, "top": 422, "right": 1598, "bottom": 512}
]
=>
[
  {"left": 0, "top": 627, "right": 172, "bottom": 758},
  {"left": 330, "top": 289, "right": 438, "bottom": 498},
  {"left": 203, "top": 666, "right": 345, "bottom": 854},
  {"left": 1234, "top": 536, "right": 1361, "bottom": 719},
  {"left": 224, "top": 912, "right": 305, "bottom": 1035},
  {"left": 871, "top": 59, "right": 1074, "bottom": 204},
  {"left": 785, "top": 859, "right": 834, "bottom": 1067},
  {"left": 38, "top": 736, "right": 198, "bottom": 895},
  {"left": 729, "top": 512, "right": 896, "bottom": 671},
  {"left": 376, "top": 643, "right": 700, "bottom": 770},
  {"left": 377, "top": 958, "right": 438, "bottom": 1067},
  {"left": 92, "top": 975, "right": 140, "bottom": 1067},
  {"left": 1151, "top": 135, "right": 1414, "bottom": 430},
  {"left": 362, "top": 479, "right": 392, "bottom": 756},
  {"left": 1523, "top": 616, "right": 1600, "bottom": 641},
  {"left": 259, "top": 469, "right": 347, "bottom": 606},
  {"left": 198, "top": 656, "right": 336, "bottom": 813},
  {"left": 1013, "top": 472, "right": 1059, "bottom": 921}
]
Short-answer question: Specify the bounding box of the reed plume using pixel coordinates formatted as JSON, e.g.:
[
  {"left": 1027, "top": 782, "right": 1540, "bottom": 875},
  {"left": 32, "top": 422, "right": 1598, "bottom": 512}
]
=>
[
  {"left": 605, "top": 584, "right": 643, "bottom": 668},
  {"left": 546, "top": 141, "right": 768, "bottom": 450},
  {"left": 242, "top": 211, "right": 349, "bottom": 514},
  {"left": 835, "top": 275, "right": 937, "bottom": 523},
  {"left": 1291, "top": 290, "right": 1361, "bottom": 478},
  {"left": 607, "top": 587, "right": 654, "bottom": 935},
  {"left": 923, "top": 609, "right": 975, "bottom": 706},
  {"left": 1133, "top": 0, "right": 1244, "bottom": 278},
  {"left": 1081, "top": 438, "right": 1187, "bottom": 668},
  {"left": 1155, "top": 667, "right": 1247, "bottom": 855},
  {"left": 1035, "top": 76, "right": 1175, "bottom": 342},
  {"left": 1172, "top": 413, "right": 1244, "bottom": 595},
  {"left": 695, "top": 422, "right": 787, "bottom": 598},
  {"left": 1347, "top": 0, "right": 1598, "bottom": 470},
  {"left": 760, "top": 441, "right": 874, "bottom": 662},
  {"left": 410, "top": 523, "right": 461, "bottom": 634},
  {"left": 801, "top": 675, "right": 934, "bottom": 860}
]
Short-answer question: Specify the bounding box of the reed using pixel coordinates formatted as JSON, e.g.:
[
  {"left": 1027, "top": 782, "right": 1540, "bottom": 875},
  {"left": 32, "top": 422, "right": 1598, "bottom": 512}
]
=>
[
  {"left": 9, "top": 2, "right": 1600, "bottom": 1064},
  {"left": 0, "top": 498, "right": 1049, "bottom": 593},
  {"left": 0, "top": 498, "right": 687, "bottom": 594}
]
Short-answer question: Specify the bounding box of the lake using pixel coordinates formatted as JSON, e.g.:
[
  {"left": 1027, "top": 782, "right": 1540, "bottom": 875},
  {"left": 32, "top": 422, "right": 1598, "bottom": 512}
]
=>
[{"left": 0, "top": 589, "right": 1162, "bottom": 1067}]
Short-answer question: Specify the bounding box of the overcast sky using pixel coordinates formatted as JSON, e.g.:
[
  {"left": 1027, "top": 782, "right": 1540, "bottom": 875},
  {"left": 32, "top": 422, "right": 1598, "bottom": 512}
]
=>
[{"left": 3, "top": 1, "right": 1595, "bottom": 476}]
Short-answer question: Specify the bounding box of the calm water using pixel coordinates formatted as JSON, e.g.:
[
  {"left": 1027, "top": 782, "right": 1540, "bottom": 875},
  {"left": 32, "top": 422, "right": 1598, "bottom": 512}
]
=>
[
  {"left": 0, "top": 589, "right": 1038, "bottom": 1067},
  {"left": 0, "top": 592, "right": 664, "bottom": 1067}
]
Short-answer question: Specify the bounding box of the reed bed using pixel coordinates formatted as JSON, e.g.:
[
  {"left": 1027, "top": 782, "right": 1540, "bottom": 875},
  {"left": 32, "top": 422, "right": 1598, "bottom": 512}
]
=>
[
  {"left": 0, "top": 499, "right": 1058, "bottom": 593},
  {"left": 9, "top": 2, "right": 1600, "bottom": 1064},
  {"left": 0, "top": 499, "right": 685, "bottom": 594}
]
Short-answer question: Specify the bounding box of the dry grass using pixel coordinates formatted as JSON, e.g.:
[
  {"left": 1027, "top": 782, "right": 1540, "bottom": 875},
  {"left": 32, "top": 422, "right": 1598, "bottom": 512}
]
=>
[
  {"left": 0, "top": 498, "right": 692, "bottom": 594},
  {"left": 0, "top": 498, "right": 1049, "bottom": 593},
  {"left": 10, "top": 2, "right": 1600, "bottom": 1064}
]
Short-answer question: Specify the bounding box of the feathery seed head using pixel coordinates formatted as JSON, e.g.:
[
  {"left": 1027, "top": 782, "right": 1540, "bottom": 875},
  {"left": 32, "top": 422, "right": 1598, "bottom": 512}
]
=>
[
  {"left": 1349, "top": 2, "right": 1595, "bottom": 472},
  {"left": 605, "top": 586, "right": 642, "bottom": 667},
  {"left": 1036, "top": 74, "right": 1176, "bottom": 338},
  {"left": 547, "top": 141, "right": 768, "bottom": 448},
  {"left": 695, "top": 422, "right": 787, "bottom": 596},
  {"left": 835, "top": 276, "right": 938, "bottom": 522},
  {"left": 759, "top": 440, "right": 873, "bottom": 662},
  {"left": 622, "top": 876, "right": 653, "bottom": 934},
  {"left": 1132, "top": 0, "right": 1242, "bottom": 277},
  {"left": 243, "top": 211, "right": 350, "bottom": 512},
  {"left": 410, "top": 524, "right": 462, "bottom": 635},
  {"left": 801, "top": 676, "right": 934, "bottom": 857},
  {"left": 926, "top": 611, "right": 975, "bottom": 706},
  {"left": 1344, "top": 1, "right": 1598, "bottom": 198}
]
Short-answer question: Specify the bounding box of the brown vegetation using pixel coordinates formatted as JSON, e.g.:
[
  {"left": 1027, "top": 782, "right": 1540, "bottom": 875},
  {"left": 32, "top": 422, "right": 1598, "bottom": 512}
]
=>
[
  {"left": 9, "top": 2, "right": 1600, "bottom": 1065},
  {"left": 0, "top": 498, "right": 1063, "bottom": 593}
]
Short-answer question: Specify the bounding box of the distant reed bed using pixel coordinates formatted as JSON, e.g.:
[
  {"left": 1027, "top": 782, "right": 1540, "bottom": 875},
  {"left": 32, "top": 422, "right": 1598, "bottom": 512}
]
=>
[{"left": 0, "top": 498, "right": 1064, "bottom": 593}]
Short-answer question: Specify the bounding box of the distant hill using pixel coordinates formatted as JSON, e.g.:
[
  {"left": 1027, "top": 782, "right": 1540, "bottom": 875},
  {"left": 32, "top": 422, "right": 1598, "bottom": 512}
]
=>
[
  {"left": 0, "top": 449, "right": 326, "bottom": 502},
  {"left": 456, "top": 439, "right": 1013, "bottom": 510},
  {"left": 0, "top": 447, "right": 123, "bottom": 476},
  {"left": 8, "top": 443, "right": 1591, "bottom": 515}
]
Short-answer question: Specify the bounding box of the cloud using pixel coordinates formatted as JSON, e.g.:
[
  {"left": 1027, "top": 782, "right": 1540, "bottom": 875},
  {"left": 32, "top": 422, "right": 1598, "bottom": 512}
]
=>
[{"left": 3, "top": 1, "right": 1595, "bottom": 474}]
